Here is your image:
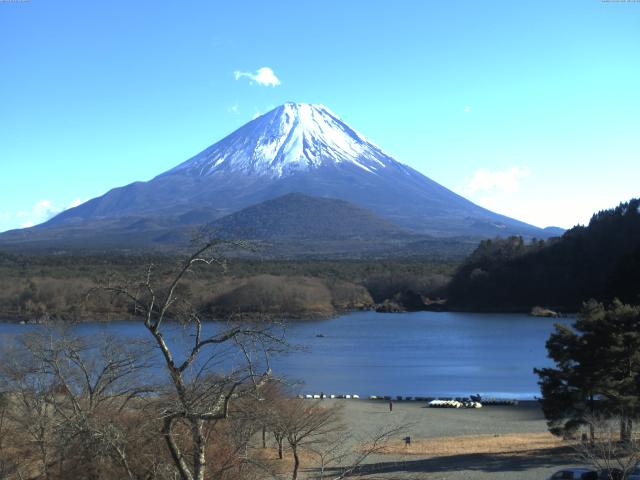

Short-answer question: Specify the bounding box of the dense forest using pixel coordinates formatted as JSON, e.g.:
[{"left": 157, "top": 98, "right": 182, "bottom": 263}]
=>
[
  {"left": 447, "top": 198, "right": 640, "bottom": 312},
  {"left": 0, "top": 253, "right": 454, "bottom": 321}
]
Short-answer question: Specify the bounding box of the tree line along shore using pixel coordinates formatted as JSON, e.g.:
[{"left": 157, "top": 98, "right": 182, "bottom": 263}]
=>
[
  {"left": 1, "top": 197, "right": 639, "bottom": 323},
  {"left": 0, "top": 254, "right": 454, "bottom": 322}
]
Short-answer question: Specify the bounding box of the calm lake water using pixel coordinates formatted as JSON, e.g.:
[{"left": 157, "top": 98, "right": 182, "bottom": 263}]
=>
[{"left": 0, "top": 311, "right": 571, "bottom": 400}]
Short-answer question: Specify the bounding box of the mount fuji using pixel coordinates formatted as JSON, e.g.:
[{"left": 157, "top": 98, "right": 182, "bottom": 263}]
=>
[{"left": 1, "top": 103, "right": 559, "bottom": 253}]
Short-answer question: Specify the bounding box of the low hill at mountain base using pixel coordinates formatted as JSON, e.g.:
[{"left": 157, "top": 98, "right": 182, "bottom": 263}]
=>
[
  {"left": 210, "top": 193, "right": 405, "bottom": 240},
  {"left": 0, "top": 193, "right": 479, "bottom": 259}
]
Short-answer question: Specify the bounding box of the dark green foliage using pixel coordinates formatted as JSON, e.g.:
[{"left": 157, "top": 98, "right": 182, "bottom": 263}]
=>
[
  {"left": 211, "top": 193, "right": 405, "bottom": 240},
  {"left": 535, "top": 300, "right": 640, "bottom": 440},
  {"left": 447, "top": 198, "right": 640, "bottom": 311},
  {"left": 363, "top": 270, "right": 449, "bottom": 304}
]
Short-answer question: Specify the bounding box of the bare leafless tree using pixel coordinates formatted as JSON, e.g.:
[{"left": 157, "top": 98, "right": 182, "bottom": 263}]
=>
[
  {"left": 266, "top": 398, "right": 344, "bottom": 480},
  {"left": 0, "top": 327, "right": 156, "bottom": 480},
  {"left": 101, "top": 240, "right": 286, "bottom": 480},
  {"left": 0, "top": 392, "right": 17, "bottom": 479},
  {"left": 308, "top": 422, "right": 408, "bottom": 480},
  {"left": 573, "top": 413, "right": 640, "bottom": 479}
]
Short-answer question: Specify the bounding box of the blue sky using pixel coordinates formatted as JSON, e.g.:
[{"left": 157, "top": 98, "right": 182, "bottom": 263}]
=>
[{"left": 1, "top": 0, "right": 639, "bottom": 231}]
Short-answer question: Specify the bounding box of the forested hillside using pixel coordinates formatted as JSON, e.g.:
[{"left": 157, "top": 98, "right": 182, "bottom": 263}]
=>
[
  {"left": 447, "top": 199, "right": 640, "bottom": 311},
  {"left": 0, "top": 253, "right": 454, "bottom": 321}
]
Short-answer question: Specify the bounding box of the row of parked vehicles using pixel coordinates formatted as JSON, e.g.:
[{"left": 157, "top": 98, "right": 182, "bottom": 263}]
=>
[{"left": 548, "top": 465, "right": 640, "bottom": 480}]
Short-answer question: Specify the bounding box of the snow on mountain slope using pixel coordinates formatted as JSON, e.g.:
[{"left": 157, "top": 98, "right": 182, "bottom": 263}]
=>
[
  {"left": 164, "top": 103, "right": 397, "bottom": 178},
  {"left": 19, "top": 102, "right": 556, "bottom": 243}
]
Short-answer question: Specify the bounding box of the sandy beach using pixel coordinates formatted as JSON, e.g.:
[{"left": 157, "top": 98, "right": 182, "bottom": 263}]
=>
[{"left": 296, "top": 399, "right": 588, "bottom": 480}]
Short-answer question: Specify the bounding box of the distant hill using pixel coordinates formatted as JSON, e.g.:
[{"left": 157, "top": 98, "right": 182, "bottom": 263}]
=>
[
  {"left": 203, "top": 193, "right": 481, "bottom": 258},
  {"left": 542, "top": 226, "right": 565, "bottom": 236},
  {"left": 446, "top": 198, "right": 640, "bottom": 311},
  {"left": 210, "top": 193, "right": 405, "bottom": 240}
]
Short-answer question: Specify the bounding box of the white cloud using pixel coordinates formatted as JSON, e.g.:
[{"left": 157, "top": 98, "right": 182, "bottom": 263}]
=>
[
  {"left": 463, "top": 106, "right": 471, "bottom": 113},
  {"left": 33, "top": 200, "right": 59, "bottom": 220},
  {"left": 458, "top": 165, "right": 548, "bottom": 227},
  {"left": 10, "top": 200, "right": 60, "bottom": 229},
  {"left": 12, "top": 198, "right": 83, "bottom": 230},
  {"left": 252, "top": 111, "right": 262, "bottom": 120},
  {"left": 67, "top": 198, "right": 82, "bottom": 209},
  {"left": 227, "top": 103, "right": 239, "bottom": 114},
  {"left": 234, "top": 67, "right": 281, "bottom": 87},
  {"left": 465, "top": 166, "right": 530, "bottom": 194}
]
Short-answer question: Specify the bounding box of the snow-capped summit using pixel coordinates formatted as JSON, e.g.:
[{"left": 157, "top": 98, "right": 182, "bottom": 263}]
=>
[{"left": 164, "top": 103, "right": 398, "bottom": 178}]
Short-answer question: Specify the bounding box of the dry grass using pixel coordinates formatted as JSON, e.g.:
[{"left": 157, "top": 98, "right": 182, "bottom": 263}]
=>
[
  {"left": 379, "top": 432, "right": 570, "bottom": 457},
  {"left": 249, "top": 445, "right": 323, "bottom": 475}
]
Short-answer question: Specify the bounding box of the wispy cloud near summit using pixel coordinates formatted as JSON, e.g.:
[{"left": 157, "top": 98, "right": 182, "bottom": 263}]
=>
[
  {"left": 466, "top": 166, "right": 530, "bottom": 194},
  {"left": 234, "top": 67, "right": 281, "bottom": 87},
  {"left": 13, "top": 198, "right": 83, "bottom": 230}
]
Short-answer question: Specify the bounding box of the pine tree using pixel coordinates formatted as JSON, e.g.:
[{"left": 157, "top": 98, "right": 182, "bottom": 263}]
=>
[{"left": 535, "top": 299, "right": 640, "bottom": 441}]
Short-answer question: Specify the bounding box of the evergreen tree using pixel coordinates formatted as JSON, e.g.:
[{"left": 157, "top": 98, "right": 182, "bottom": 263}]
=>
[
  {"left": 535, "top": 299, "right": 640, "bottom": 441},
  {"left": 587, "top": 300, "right": 640, "bottom": 442},
  {"left": 448, "top": 198, "right": 640, "bottom": 311},
  {"left": 535, "top": 319, "right": 601, "bottom": 438}
]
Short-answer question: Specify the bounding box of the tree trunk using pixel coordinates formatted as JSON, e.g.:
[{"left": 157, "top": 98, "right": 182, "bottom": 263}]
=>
[
  {"left": 625, "top": 417, "right": 633, "bottom": 444},
  {"left": 292, "top": 445, "right": 300, "bottom": 480},
  {"left": 589, "top": 394, "right": 595, "bottom": 442},
  {"left": 163, "top": 417, "right": 194, "bottom": 480},
  {"left": 274, "top": 433, "right": 283, "bottom": 459},
  {"left": 38, "top": 441, "right": 51, "bottom": 480},
  {"left": 620, "top": 416, "right": 632, "bottom": 444},
  {"left": 58, "top": 450, "right": 64, "bottom": 479},
  {"left": 192, "top": 419, "right": 207, "bottom": 480}
]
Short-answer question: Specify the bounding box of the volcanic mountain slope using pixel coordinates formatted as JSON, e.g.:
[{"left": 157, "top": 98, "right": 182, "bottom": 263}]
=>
[
  {"left": 0, "top": 193, "right": 478, "bottom": 258},
  {"left": 1, "top": 103, "right": 557, "bottom": 252},
  {"left": 169, "top": 193, "right": 479, "bottom": 258},
  {"left": 210, "top": 193, "right": 405, "bottom": 240}
]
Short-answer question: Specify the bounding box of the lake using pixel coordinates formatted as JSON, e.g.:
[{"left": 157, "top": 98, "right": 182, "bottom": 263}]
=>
[{"left": 0, "top": 311, "right": 571, "bottom": 400}]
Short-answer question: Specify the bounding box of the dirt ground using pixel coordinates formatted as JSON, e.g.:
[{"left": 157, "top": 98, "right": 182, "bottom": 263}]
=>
[{"left": 297, "top": 399, "right": 588, "bottom": 480}]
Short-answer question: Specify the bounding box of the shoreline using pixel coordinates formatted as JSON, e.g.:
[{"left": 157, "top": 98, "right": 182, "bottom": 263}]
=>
[
  {"left": 0, "top": 305, "right": 577, "bottom": 324},
  {"left": 299, "top": 394, "right": 539, "bottom": 403}
]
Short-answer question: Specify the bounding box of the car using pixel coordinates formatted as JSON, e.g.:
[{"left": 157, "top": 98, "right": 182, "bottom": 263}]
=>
[
  {"left": 627, "top": 463, "right": 640, "bottom": 480},
  {"left": 547, "top": 468, "right": 598, "bottom": 480},
  {"left": 596, "top": 468, "right": 623, "bottom": 480}
]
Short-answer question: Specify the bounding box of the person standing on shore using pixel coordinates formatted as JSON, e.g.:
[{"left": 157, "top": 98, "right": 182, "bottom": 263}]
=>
[{"left": 389, "top": 400, "right": 393, "bottom": 412}]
